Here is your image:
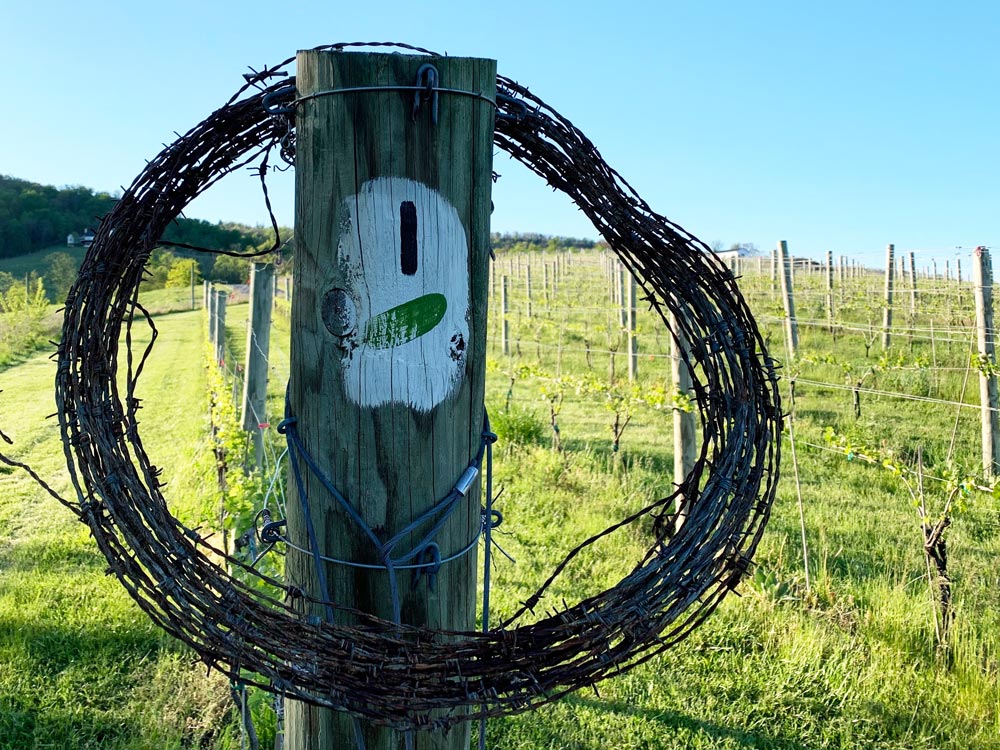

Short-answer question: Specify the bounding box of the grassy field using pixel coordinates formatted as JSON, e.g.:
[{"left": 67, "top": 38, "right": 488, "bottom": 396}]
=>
[
  {"left": 0, "top": 245, "right": 89, "bottom": 281},
  {"left": 1, "top": 250, "right": 998, "bottom": 748},
  {"left": 0, "top": 308, "right": 242, "bottom": 749}
]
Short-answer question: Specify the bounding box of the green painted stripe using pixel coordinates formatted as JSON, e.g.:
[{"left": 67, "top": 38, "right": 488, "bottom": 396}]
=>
[{"left": 362, "top": 293, "right": 447, "bottom": 349}]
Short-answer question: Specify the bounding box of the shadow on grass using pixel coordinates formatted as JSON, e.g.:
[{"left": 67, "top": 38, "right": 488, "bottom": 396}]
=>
[
  {"left": 0, "top": 608, "right": 162, "bottom": 675},
  {"left": 0, "top": 695, "right": 142, "bottom": 750},
  {"left": 565, "top": 694, "right": 809, "bottom": 750}
]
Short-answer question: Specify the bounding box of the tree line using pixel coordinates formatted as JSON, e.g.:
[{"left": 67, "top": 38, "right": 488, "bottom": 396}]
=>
[
  {"left": 0, "top": 174, "right": 286, "bottom": 262},
  {"left": 490, "top": 232, "right": 606, "bottom": 254}
]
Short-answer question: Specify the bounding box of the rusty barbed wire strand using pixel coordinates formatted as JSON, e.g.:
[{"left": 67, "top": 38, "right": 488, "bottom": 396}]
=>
[{"left": 3, "top": 42, "right": 781, "bottom": 731}]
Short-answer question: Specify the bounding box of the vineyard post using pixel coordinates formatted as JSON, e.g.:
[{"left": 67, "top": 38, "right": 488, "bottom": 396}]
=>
[
  {"left": 203, "top": 280, "right": 211, "bottom": 314},
  {"left": 240, "top": 262, "right": 274, "bottom": 470},
  {"left": 285, "top": 49, "right": 494, "bottom": 750},
  {"left": 909, "top": 251, "right": 918, "bottom": 313},
  {"left": 525, "top": 262, "right": 533, "bottom": 318},
  {"left": 670, "top": 308, "right": 696, "bottom": 529},
  {"left": 207, "top": 284, "right": 217, "bottom": 343},
  {"left": 957, "top": 258, "right": 963, "bottom": 284},
  {"left": 882, "top": 244, "right": 894, "bottom": 350},
  {"left": 627, "top": 273, "right": 638, "bottom": 382},
  {"left": 945, "top": 259, "right": 951, "bottom": 282},
  {"left": 190, "top": 262, "right": 196, "bottom": 310},
  {"left": 972, "top": 247, "right": 1000, "bottom": 477},
  {"left": 932, "top": 259, "right": 938, "bottom": 280},
  {"left": 610, "top": 258, "right": 619, "bottom": 308},
  {"left": 502, "top": 274, "right": 510, "bottom": 355},
  {"left": 214, "top": 290, "right": 228, "bottom": 366},
  {"left": 543, "top": 260, "right": 550, "bottom": 305},
  {"left": 619, "top": 263, "right": 628, "bottom": 329},
  {"left": 777, "top": 240, "right": 798, "bottom": 359},
  {"left": 284, "top": 276, "right": 291, "bottom": 301},
  {"left": 770, "top": 247, "right": 777, "bottom": 297},
  {"left": 826, "top": 250, "right": 834, "bottom": 331}
]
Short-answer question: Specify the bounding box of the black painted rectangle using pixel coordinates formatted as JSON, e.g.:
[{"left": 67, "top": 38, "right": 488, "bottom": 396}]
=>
[{"left": 400, "top": 201, "right": 418, "bottom": 276}]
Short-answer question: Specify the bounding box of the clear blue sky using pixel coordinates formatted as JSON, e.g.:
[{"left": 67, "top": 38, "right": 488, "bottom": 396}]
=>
[{"left": 4, "top": 1, "right": 997, "bottom": 266}]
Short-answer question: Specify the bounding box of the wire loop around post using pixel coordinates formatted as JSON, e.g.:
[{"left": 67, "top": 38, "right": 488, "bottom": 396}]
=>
[{"left": 42, "top": 41, "right": 780, "bottom": 731}]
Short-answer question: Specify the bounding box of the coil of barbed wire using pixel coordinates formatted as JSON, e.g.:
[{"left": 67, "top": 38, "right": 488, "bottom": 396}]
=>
[{"left": 52, "top": 42, "right": 781, "bottom": 730}]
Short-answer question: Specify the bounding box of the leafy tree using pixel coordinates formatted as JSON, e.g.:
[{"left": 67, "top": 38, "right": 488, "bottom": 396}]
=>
[
  {"left": 141, "top": 249, "right": 180, "bottom": 290},
  {"left": 211, "top": 253, "right": 252, "bottom": 284},
  {"left": 0, "top": 174, "right": 292, "bottom": 263},
  {"left": 0, "top": 175, "right": 116, "bottom": 258},
  {"left": 489, "top": 232, "right": 606, "bottom": 254},
  {"left": 166, "top": 258, "right": 202, "bottom": 289},
  {"left": 0, "top": 277, "right": 49, "bottom": 359}
]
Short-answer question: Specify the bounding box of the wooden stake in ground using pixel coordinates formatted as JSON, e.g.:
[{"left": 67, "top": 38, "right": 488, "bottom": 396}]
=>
[
  {"left": 285, "top": 50, "right": 495, "bottom": 750},
  {"left": 670, "top": 309, "right": 696, "bottom": 529},
  {"left": 501, "top": 274, "right": 510, "bottom": 356},
  {"left": 214, "top": 290, "right": 228, "bottom": 365},
  {"left": 825, "top": 250, "right": 834, "bottom": 331},
  {"left": 241, "top": 262, "right": 274, "bottom": 470},
  {"left": 972, "top": 247, "right": 1000, "bottom": 478},
  {"left": 883, "top": 244, "right": 895, "bottom": 350},
  {"left": 777, "top": 240, "right": 798, "bottom": 360},
  {"left": 627, "top": 273, "right": 638, "bottom": 382}
]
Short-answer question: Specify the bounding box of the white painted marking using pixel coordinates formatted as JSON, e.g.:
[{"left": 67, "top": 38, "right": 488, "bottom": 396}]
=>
[{"left": 335, "top": 177, "right": 469, "bottom": 412}]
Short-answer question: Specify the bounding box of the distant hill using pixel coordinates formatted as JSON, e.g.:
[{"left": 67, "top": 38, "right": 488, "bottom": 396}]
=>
[
  {"left": 0, "top": 175, "right": 282, "bottom": 261},
  {"left": 0, "top": 174, "right": 603, "bottom": 270},
  {"left": 0, "top": 175, "right": 117, "bottom": 258}
]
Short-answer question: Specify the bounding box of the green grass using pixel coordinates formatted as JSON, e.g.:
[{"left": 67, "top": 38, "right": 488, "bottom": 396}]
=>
[
  {"left": 2, "top": 252, "right": 999, "bottom": 748},
  {"left": 219, "top": 252, "right": 999, "bottom": 748},
  {"left": 0, "top": 308, "right": 237, "bottom": 750},
  {"left": 0, "top": 245, "right": 89, "bottom": 281}
]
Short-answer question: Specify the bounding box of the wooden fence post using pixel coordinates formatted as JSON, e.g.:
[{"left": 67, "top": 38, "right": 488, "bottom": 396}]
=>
[
  {"left": 826, "top": 250, "right": 834, "bottom": 331},
  {"left": 777, "top": 240, "right": 798, "bottom": 360},
  {"left": 241, "top": 262, "right": 275, "bottom": 470},
  {"left": 214, "top": 290, "right": 228, "bottom": 365},
  {"left": 670, "top": 308, "right": 696, "bottom": 529},
  {"left": 618, "top": 264, "right": 628, "bottom": 329},
  {"left": 286, "top": 50, "right": 494, "bottom": 750},
  {"left": 882, "top": 244, "right": 894, "bottom": 350},
  {"left": 501, "top": 274, "right": 510, "bottom": 356},
  {"left": 525, "top": 262, "right": 533, "bottom": 319},
  {"left": 908, "top": 251, "right": 918, "bottom": 313},
  {"left": 627, "top": 273, "right": 638, "bottom": 382},
  {"left": 543, "top": 261, "right": 550, "bottom": 306},
  {"left": 972, "top": 247, "right": 1000, "bottom": 478},
  {"left": 207, "top": 285, "right": 217, "bottom": 343}
]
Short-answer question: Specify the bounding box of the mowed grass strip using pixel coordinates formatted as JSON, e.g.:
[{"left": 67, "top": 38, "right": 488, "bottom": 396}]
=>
[{"left": 0, "top": 308, "right": 233, "bottom": 750}]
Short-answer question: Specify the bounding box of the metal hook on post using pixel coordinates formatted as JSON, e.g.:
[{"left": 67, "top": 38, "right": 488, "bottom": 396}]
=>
[{"left": 412, "top": 63, "right": 439, "bottom": 124}]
